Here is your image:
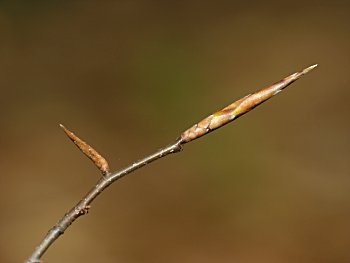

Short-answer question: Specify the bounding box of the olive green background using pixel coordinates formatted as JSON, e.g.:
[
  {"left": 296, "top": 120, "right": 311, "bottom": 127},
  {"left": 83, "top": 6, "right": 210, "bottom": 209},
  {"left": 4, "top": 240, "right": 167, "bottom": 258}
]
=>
[{"left": 1, "top": 1, "right": 349, "bottom": 262}]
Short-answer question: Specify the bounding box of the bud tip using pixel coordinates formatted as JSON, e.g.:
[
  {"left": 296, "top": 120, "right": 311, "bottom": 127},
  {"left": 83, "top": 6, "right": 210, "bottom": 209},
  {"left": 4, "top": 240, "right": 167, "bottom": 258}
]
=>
[{"left": 302, "top": 64, "right": 318, "bottom": 74}]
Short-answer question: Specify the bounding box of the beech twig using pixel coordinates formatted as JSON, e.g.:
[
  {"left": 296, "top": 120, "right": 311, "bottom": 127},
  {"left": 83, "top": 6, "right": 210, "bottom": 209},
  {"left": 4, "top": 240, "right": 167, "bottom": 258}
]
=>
[{"left": 25, "top": 65, "right": 317, "bottom": 263}]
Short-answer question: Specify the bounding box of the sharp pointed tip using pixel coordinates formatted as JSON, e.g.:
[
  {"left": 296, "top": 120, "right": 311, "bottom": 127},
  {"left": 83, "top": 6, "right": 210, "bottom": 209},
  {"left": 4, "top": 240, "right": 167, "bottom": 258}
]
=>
[
  {"left": 302, "top": 64, "right": 318, "bottom": 74},
  {"left": 59, "top": 124, "right": 71, "bottom": 135},
  {"left": 59, "top": 123, "right": 66, "bottom": 130}
]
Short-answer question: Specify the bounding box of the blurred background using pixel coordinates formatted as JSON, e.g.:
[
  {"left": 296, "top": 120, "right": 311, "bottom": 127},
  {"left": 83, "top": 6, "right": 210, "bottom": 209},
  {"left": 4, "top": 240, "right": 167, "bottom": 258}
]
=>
[{"left": 0, "top": 1, "right": 349, "bottom": 262}]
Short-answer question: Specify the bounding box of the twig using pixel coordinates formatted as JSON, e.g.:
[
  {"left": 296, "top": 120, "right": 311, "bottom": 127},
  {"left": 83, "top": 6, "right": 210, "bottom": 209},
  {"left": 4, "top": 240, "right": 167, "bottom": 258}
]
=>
[{"left": 25, "top": 64, "right": 317, "bottom": 263}]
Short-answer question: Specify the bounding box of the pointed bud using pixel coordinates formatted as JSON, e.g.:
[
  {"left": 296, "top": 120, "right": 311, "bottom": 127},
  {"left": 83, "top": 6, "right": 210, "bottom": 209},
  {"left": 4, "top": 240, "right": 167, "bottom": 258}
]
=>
[
  {"left": 180, "top": 64, "right": 317, "bottom": 143},
  {"left": 60, "top": 124, "right": 110, "bottom": 175}
]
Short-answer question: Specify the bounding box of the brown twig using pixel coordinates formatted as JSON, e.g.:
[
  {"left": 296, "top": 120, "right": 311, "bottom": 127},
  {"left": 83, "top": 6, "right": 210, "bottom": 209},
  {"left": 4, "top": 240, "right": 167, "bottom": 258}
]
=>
[{"left": 25, "top": 65, "right": 317, "bottom": 263}]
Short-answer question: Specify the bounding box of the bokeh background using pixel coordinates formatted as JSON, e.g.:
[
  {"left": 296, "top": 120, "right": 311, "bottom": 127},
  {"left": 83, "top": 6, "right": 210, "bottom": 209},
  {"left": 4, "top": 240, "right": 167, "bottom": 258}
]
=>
[{"left": 1, "top": 1, "right": 349, "bottom": 262}]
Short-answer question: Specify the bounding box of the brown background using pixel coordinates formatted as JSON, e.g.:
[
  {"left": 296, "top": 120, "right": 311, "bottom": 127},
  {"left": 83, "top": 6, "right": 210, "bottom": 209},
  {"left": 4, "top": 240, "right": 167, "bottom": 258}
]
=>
[{"left": 1, "top": 1, "right": 349, "bottom": 262}]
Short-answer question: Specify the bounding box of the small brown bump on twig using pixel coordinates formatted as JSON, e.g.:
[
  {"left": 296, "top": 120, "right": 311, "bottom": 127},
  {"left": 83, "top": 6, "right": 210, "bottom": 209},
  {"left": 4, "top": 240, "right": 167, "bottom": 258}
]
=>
[
  {"left": 59, "top": 124, "right": 110, "bottom": 175},
  {"left": 180, "top": 64, "right": 318, "bottom": 143},
  {"left": 80, "top": 205, "right": 91, "bottom": 215}
]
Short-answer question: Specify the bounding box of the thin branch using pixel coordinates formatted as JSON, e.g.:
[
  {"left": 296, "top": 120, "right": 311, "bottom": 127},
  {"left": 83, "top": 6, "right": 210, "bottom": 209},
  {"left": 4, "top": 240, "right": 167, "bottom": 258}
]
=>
[
  {"left": 26, "top": 140, "right": 182, "bottom": 263},
  {"left": 25, "top": 65, "right": 317, "bottom": 263}
]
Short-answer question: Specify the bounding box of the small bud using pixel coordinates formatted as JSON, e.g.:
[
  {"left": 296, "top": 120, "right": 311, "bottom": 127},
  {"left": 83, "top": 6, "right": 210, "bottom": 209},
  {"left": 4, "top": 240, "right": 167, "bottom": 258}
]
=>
[
  {"left": 60, "top": 124, "right": 110, "bottom": 175},
  {"left": 180, "top": 64, "right": 317, "bottom": 143}
]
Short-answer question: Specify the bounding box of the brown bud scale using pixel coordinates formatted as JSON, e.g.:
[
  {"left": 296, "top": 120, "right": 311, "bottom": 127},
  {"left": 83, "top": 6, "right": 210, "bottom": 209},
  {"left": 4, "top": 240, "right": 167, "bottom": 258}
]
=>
[{"left": 60, "top": 124, "right": 110, "bottom": 175}]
